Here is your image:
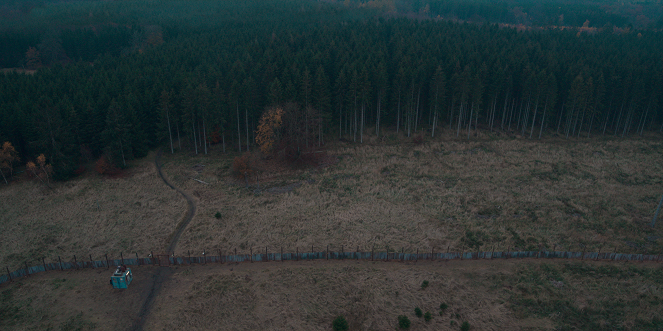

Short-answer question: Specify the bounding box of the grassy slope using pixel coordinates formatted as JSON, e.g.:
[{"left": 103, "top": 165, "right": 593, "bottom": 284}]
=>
[
  {"left": 0, "top": 151, "right": 186, "bottom": 271},
  {"left": 162, "top": 131, "right": 663, "bottom": 258},
  {"left": 1, "top": 131, "right": 662, "bottom": 330},
  {"left": 2, "top": 259, "right": 660, "bottom": 331},
  {"left": 0, "top": 266, "right": 151, "bottom": 330},
  {"left": 146, "top": 260, "right": 662, "bottom": 331}
]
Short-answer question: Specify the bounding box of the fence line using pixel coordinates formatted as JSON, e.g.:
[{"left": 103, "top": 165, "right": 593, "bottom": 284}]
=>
[{"left": 2, "top": 249, "right": 661, "bottom": 285}]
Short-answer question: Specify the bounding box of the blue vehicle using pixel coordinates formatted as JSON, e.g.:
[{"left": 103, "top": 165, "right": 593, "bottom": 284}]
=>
[{"left": 110, "top": 265, "right": 133, "bottom": 289}]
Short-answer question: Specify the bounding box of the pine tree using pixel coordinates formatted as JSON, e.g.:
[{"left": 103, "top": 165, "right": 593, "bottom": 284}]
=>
[
  {"left": 312, "top": 66, "right": 331, "bottom": 146},
  {"left": 158, "top": 90, "right": 174, "bottom": 154},
  {"left": 103, "top": 99, "right": 131, "bottom": 167}
]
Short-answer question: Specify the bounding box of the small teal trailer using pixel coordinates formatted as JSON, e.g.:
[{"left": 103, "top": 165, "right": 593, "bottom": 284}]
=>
[{"left": 110, "top": 265, "right": 133, "bottom": 289}]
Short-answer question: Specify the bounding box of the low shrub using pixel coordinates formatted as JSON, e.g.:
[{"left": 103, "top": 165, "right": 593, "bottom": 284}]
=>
[
  {"left": 332, "top": 315, "right": 348, "bottom": 331},
  {"left": 415, "top": 307, "right": 423, "bottom": 317},
  {"left": 398, "top": 315, "right": 411, "bottom": 329}
]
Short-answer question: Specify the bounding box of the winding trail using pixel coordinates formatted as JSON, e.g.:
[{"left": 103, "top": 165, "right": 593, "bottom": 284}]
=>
[{"left": 131, "top": 150, "right": 196, "bottom": 331}]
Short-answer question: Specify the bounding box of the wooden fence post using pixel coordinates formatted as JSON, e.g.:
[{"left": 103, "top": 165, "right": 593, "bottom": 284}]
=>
[
  {"left": 341, "top": 246, "right": 344, "bottom": 260},
  {"left": 386, "top": 246, "right": 389, "bottom": 261},
  {"left": 416, "top": 248, "right": 418, "bottom": 262},
  {"left": 136, "top": 252, "right": 139, "bottom": 266},
  {"left": 431, "top": 247, "right": 434, "bottom": 261},
  {"left": 326, "top": 245, "right": 329, "bottom": 260},
  {"left": 74, "top": 255, "right": 78, "bottom": 269},
  {"left": 43, "top": 258, "right": 47, "bottom": 272},
  {"left": 506, "top": 247, "right": 510, "bottom": 259},
  {"left": 356, "top": 246, "right": 359, "bottom": 260},
  {"left": 219, "top": 249, "right": 222, "bottom": 264},
  {"left": 6, "top": 267, "right": 11, "bottom": 282},
  {"left": 491, "top": 246, "right": 495, "bottom": 260},
  {"left": 296, "top": 247, "right": 299, "bottom": 261},
  {"left": 121, "top": 252, "right": 124, "bottom": 265},
  {"left": 460, "top": 245, "right": 464, "bottom": 260},
  {"left": 89, "top": 255, "right": 93, "bottom": 269},
  {"left": 203, "top": 250, "right": 206, "bottom": 265},
  {"left": 265, "top": 247, "right": 268, "bottom": 262},
  {"left": 371, "top": 246, "right": 374, "bottom": 261},
  {"left": 596, "top": 248, "right": 601, "bottom": 261},
  {"left": 59, "top": 256, "right": 63, "bottom": 270},
  {"left": 401, "top": 247, "right": 404, "bottom": 262},
  {"left": 25, "top": 262, "right": 29, "bottom": 276},
  {"left": 250, "top": 248, "right": 253, "bottom": 263},
  {"left": 281, "top": 247, "right": 283, "bottom": 262},
  {"left": 581, "top": 247, "right": 586, "bottom": 260}
]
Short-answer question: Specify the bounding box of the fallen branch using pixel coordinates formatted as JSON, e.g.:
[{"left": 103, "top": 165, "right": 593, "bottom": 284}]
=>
[{"left": 190, "top": 178, "right": 209, "bottom": 185}]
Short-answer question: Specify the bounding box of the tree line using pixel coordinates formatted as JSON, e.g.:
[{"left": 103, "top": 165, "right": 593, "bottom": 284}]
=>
[{"left": 0, "top": 0, "right": 662, "bottom": 180}]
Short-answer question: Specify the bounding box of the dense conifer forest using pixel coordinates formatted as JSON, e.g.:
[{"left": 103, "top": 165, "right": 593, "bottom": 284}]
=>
[{"left": 0, "top": 0, "right": 662, "bottom": 179}]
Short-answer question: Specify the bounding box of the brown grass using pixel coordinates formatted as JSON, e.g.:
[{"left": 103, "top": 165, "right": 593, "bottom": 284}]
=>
[
  {"left": 0, "top": 265, "right": 151, "bottom": 330},
  {"left": 143, "top": 260, "right": 538, "bottom": 330},
  {"left": 0, "top": 151, "right": 186, "bottom": 270},
  {"left": 2, "top": 259, "right": 661, "bottom": 330},
  {"left": 162, "top": 130, "right": 663, "bottom": 258},
  {"left": 1, "top": 129, "right": 662, "bottom": 330}
]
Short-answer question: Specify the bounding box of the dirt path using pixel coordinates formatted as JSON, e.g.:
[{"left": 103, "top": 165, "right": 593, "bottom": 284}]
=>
[{"left": 131, "top": 150, "right": 196, "bottom": 331}]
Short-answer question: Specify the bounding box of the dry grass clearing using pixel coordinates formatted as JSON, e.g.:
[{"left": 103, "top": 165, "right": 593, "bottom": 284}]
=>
[
  {"left": 0, "top": 151, "right": 186, "bottom": 271},
  {"left": 495, "top": 260, "right": 663, "bottom": 330},
  {"left": 0, "top": 265, "right": 150, "bottom": 330},
  {"left": 147, "top": 259, "right": 663, "bottom": 331},
  {"left": 144, "top": 260, "right": 537, "bottom": 331},
  {"left": 162, "top": 131, "right": 663, "bottom": 258},
  {"left": 1, "top": 131, "right": 662, "bottom": 331},
  {"left": 2, "top": 259, "right": 660, "bottom": 330}
]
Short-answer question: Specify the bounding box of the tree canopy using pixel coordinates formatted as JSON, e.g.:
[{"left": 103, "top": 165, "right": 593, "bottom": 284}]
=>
[{"left": 0, "top": 0, "right": 662, "bottom": 179}]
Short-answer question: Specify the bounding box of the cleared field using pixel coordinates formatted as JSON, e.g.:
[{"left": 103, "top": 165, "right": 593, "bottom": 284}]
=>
[
  {"left": 1, "top": 131, "right": 663, "bottom": 330},
  {"left": 1, "top": 259, "right": 661, "bottom": 331},
  {"left": 0, "top": 265, "right": 151, "bottom": 330},
  {"left": 3, "top": 132, "right": 660, "bottom": 273},
  {"left": 161, "top": 131, "right": 663, "bottom": 259},
  {"left": 145, "top": 259, "right": 663, "bottom": 331},
  {"left": 0, "top": 151, "right": 186, "bottom": 271}
]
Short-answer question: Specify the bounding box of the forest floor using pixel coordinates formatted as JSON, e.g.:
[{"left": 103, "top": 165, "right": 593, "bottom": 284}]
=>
[{"left": 1, "top": 129, "right": 663, "bottom": 330}]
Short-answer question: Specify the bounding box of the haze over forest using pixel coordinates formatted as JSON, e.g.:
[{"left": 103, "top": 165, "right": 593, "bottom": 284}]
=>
[{"left": 1, "top": 0, "right": 662, "bottom": 179}]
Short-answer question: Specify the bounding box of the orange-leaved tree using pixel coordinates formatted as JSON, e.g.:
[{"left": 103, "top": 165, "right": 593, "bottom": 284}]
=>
[
  {"left": 0, "top": 141, "right": 19, "bottom": 184},
  {"left": 95, "top": 154, "right": 121, "bottom": 176},
  {"left": 255, "top": 107, "right": 284, "bottom": 154},
  {"left": 232, "top": 152, "right": 253, "bottom": 179},
  {"left": 27, "top": 154, "right": 53, "bottom": 185}
]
